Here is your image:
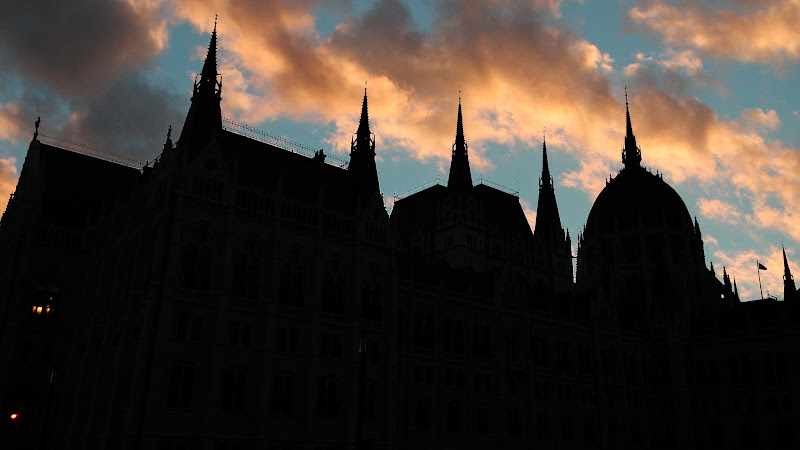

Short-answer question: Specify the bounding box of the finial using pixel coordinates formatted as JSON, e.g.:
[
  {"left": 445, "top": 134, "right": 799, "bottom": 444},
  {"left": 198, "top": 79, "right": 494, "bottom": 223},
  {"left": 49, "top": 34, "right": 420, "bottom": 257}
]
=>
[
  {"left": 625, "top": 85, "right": 628, "bottom": 106},
  {"left": 167, "top": 124, "right": 172, "bottom": 141},
  {"left": 458, "top": 87, "right": 461, "bottom": 105},
  {"left": 34, "top": 116, "right": 40, "bottom": 139},
  {"left": 215, "top": 13, "right": 218, "bottom": 29}
]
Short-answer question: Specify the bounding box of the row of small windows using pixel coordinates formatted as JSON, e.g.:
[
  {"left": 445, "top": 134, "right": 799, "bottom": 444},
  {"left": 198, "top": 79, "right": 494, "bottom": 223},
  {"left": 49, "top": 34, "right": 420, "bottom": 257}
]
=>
[
  {"left": 414, "top": 398, "right": 598, "bottom": 441},
  {"left": 35, "top": 225, "right": 81, "bottom": 249},
  {"left": 409, "top": 314, "right": 495, "bottom": 359},
  {"left": 234, "top": 190, "right": 275, "bottom": 216},
  {"left": 179, "top": 245, "right": 382, "bottom": 318},
  {"left": 165, "top": 365, "right": 378, "bottom": 419}
]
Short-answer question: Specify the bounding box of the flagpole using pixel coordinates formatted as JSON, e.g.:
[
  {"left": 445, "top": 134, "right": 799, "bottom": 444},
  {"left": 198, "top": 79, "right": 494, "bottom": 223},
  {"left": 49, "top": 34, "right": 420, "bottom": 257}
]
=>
[{"left": 758, "top": 260, "right": 764, "bottom": 300}]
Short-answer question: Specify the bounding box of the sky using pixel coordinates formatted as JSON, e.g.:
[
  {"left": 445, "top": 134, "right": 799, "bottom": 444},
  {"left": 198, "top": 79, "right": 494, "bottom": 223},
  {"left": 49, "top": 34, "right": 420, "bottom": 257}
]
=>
[{"left": 1, "top": 0, "right": 799, "bottom": 300}]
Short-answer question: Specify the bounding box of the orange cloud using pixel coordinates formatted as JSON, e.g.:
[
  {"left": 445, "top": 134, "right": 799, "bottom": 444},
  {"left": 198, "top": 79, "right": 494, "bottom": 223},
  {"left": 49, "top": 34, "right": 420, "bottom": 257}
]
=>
[
  {"left": 628, "top": 0, "right": 800, "bottom": 64},
  {"left": 168, "top": 0, "right": 800, "bottom": 249},
  {"left": 712, "top": 246, "right": 788, "bottom": 301},
  {"left": 697, "top": 198, "right": 742, "bottom": 224},
  {"left": 0, "top": 157, "right": 19, "bottom": 215}
]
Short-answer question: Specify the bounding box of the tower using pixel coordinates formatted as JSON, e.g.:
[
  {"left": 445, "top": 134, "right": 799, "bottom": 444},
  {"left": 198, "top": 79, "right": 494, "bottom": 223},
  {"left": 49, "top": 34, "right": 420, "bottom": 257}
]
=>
[
  {"left": 177, "top": 19, "right": 223, "bottom": 159},
  {"left": 447, "top": 96, "right": 472, "bottom": 190},
  {"left": 349, "top": 87, "right": 379, "bottom": 199},
  {"left": 532, "top": 134, "right": 572, "bottom": 291}
]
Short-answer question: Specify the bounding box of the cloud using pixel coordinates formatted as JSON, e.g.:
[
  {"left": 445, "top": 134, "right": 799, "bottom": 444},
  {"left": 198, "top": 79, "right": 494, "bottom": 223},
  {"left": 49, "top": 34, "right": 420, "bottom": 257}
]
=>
[
  {"left": 739, "top": 108, "right": 781, "bottom": 131},
  {"left": 0, "top": 0, "right": 169, "bottom": 95},
  {"left": 712, "top": 246, "right": 787, "bottom": 300},
  {"left": 628, "top": 0, "right": 800, "bottom": 65},
  {"left": 697, "top": 197, "right": 742, "bottom": 224},
  {"left": 520, "top": 198, "right": 537, "bottom": 230},
  {"left": 164, "top": 0, "right": 800, "bottom": 249},
  {"left": 173, "top": 0, "right": 619, "bottom": 170},
  {"left": 0, "top": 157, "right": 18, "bottom": 215}
]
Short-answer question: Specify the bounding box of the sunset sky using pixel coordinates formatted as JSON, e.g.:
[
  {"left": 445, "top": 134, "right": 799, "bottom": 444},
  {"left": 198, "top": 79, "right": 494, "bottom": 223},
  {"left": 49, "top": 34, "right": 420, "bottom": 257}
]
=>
[{"left": 1, "top": 0, "right": 799, "bottom": 300}]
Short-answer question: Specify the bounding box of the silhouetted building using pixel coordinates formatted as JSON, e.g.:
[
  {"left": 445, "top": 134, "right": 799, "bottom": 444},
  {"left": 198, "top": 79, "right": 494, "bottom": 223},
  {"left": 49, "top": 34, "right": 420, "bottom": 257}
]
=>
[{"left": 2, "top": 29, "right": 800, "bottom": 450}]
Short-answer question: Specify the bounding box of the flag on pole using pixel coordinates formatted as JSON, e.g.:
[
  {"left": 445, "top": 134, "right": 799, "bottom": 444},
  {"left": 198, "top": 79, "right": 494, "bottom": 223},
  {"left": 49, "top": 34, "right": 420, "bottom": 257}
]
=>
[{"left": 758, "top": 262, "right": 767, "bottom": 270}]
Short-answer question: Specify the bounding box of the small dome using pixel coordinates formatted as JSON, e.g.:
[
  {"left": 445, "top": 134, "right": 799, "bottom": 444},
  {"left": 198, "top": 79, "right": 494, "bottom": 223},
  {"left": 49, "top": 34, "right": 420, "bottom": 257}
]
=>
[{"left": 584, "top": 166, "right": 693, "bottom": 237}]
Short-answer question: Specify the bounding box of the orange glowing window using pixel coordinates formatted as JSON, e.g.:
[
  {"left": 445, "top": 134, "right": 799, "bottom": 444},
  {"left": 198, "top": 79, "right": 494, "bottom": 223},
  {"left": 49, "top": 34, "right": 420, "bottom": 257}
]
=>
[{"left": 10, "top": 413, "right": 18, "bottom": 420}]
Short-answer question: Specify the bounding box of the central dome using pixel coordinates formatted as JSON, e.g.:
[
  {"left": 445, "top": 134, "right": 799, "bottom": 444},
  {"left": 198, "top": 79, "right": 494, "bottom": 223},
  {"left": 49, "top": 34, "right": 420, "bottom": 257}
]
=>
[
  {"left": 576, "top": 99, "right": 708, "bottom": 325},
  {"left": 585, "top": 166, "right": 693, "bottom": 236}
]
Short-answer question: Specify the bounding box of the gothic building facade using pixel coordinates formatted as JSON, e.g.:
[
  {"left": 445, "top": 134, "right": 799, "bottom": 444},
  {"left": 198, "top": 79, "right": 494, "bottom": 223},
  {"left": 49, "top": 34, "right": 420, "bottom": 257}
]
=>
[{"left": 2, "top": 29, "right": 800, "bottom": 450}]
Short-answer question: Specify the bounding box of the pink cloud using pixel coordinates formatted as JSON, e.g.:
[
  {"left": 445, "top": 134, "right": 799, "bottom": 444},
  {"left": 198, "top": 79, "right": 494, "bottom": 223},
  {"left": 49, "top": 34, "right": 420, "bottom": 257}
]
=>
[{"left": 628, "top": 0, "right": 800, "bottom": 65}]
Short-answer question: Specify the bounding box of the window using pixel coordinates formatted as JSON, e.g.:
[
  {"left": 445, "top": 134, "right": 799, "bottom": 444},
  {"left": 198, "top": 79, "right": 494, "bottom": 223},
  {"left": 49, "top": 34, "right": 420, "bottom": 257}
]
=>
[
  {"left": 321, "top": 262, "right": 344, "bottom": 313},
  {"left": 271, "top": 374, "right": 293, "bottom": 415},
  {"left": 221, "top": 369, "right": 246, "bottom": 411},
  {"left": 446, "top": 400, "right": 462, "bottom": 432},
  {"left": 181, "top": 244, "right": 212, "bottom": 291},
  {"left": 166, "top": 362, "right": 194, "bottom": 409},
  {"left": 476, "top": 403, "right": 489, "bottom": 434},
  {"left": 508, "top": 408, "right": 522, "bottom": 437},
  {"left": 232, "top": 240, "right": 260, "bottom": 299},
  {"left": 316, "top": 377, "right": 339, "bottom": 418},
  {"left": 320, "top": 334, "right": 342, "bottom": 359},
  {"left": 228, "top": 321, "right": 252, "bottom": 348},
  {"left": 31, "top": 291, "right": 56, "bottom": 318},
  {"left": 176, "top": 313, "right": 203, "bottom": 341},
  {"left": 415, "top": 397, "right": 432, "bottom": 430},
  {"left": 276, "top": 327, "right": 299, "bottom": 353}
]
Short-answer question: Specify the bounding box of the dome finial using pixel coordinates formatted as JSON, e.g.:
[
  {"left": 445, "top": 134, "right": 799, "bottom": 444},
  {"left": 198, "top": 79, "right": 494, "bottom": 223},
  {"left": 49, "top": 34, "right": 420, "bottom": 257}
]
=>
[{"left": 622, "top": 87, "right": 641, "bottom": 169}]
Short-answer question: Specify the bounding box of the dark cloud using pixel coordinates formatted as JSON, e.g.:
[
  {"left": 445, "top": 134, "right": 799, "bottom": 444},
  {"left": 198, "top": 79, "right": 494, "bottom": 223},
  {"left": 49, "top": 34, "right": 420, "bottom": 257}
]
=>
[
  {"left": 60, "top": 74, "right": 186, "bottom": 161},
  {"left": 0, "top": 0, "right": 167, "bottom": 95}
]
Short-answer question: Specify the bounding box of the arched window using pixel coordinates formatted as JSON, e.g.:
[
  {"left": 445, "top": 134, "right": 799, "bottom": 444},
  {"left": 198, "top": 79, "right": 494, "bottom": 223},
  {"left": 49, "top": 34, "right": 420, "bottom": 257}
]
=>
[
  {"left": 232, "top": 236, "right": 261, "bottom": 299},
  {"left": 271, "top": 373, "right": 293, "bottom": 415},
  {"left": 454, "top": 320, "right": 464, "bottom": 354},
  {"left": 221, "top": 368, "right": 246, "bottom": 411},
  {"left": 321, "top": 260, "right": 344, "bottom": 313},
  {"left": 165, "top": 362, "right": 194, "bottom": 409},
  {"left": 446, "top": 400, "right": 462, "bottom": 432},
  {"left": 278, "top": 247, "right": 305, "bottom": 306},
  {"left": 415, "top": 397, "right": 432, "bottom": 430},
  {"left": 316, "top": 377, "right": 338, "bottom": 417}
]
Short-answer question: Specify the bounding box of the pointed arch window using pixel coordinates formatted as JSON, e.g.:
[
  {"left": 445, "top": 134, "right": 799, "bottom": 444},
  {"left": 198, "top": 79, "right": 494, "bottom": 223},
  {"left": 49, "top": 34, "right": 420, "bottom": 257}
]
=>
[
  {"left": 278, "top": 248, "right": 305, "bottom": 306},
  {"left": 165, "top": 362, "right": 194, "bottom": 409},
  {"left": 316, "top": 376, "right": 339, "bottom": 418},
  {"left": 415, "top": 397, "right": 432, "bottom": 430},
  {"left": 271, "top": 373, "right": 293, "bottom": 415},
  {"left": 232, "top": 237, "right": 261, "bottom": 299},
  {"left": 321, "top": 260, "right": 344, "bottom": 313},
  {"left": 220, "top": 368, "right": 247, "bottom": 411}
]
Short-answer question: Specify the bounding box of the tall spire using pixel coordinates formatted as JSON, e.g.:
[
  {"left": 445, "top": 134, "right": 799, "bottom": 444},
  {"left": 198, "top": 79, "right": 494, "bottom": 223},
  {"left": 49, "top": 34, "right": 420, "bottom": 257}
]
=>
[
  {"left": 447, "top": 94, "right": 472, "bottom": 189},
  {"left": 357, "top": 86, "right": 370, "bottom": 138},
  {"left": 622, "top": 87, "right": 641, "bottom": 169},
  {"left": 195, "top": 15, "right": 221, "bottom": 100},
  {"left": 540, "top": 130, "right": 552, "bottom": 188},
  {"left": 784, "top": 245, "right": 797, "bottom": 301},
  {"left": 349, "top": 86, "right": 379, "bottom": 198},
  {"left": 178, "top": 18, "right": 223, "bottom": 151}
]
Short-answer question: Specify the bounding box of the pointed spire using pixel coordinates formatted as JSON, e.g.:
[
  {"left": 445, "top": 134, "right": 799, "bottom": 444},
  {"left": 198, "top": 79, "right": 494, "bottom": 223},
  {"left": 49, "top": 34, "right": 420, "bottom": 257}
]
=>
[
  {"left": 784, "top": 245, "right": 797, "bottom": 301},
  {"left": 357, "top": 84, "right": 370, "bottom": 137},
  {"left": 710, "top": 261, "right": 715, "bottom": 276},
  {"left": 177, "top": 18, "right": 223, "bottom": 150},
  {"left": 734, "top": 278, "right": 739, "bottom": 298},
  {"left": 455, "top": 93, "right": 465, "bottom": 150},
  {"left": 622, "top": 87, "right": 641, "bottom": 169},
  {"left": 348, "top": 87, "right": 379, "bottom": 197},
  {"left": 448, "top": 93, "right": 472, "bottom": 189},
  {"left": 540, "top": 130, "right": 552, "bottom": 189}
]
